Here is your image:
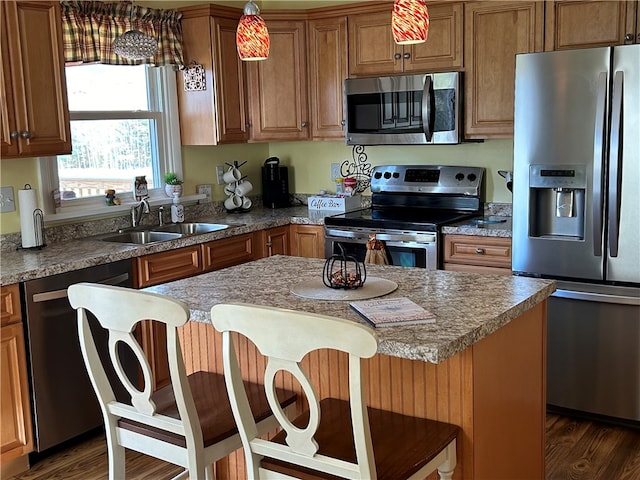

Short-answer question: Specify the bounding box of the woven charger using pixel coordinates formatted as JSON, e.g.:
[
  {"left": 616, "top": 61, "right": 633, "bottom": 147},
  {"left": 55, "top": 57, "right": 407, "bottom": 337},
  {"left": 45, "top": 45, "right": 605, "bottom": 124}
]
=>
[{"left": 290, "top": 277, "right": 398, "bottom": 301}]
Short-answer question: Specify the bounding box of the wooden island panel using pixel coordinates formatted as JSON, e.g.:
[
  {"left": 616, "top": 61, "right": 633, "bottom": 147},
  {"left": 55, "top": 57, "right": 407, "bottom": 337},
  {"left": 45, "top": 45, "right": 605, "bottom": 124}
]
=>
[{"left": 177, "top": 300, "right": 546, "bottom": 480}]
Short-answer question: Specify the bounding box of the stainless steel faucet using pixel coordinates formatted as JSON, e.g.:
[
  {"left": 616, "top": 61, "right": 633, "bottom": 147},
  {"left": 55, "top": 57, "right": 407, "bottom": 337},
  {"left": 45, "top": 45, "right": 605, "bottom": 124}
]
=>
[{"left": 131, "top": 197, "right": 150, "bottom": 227}]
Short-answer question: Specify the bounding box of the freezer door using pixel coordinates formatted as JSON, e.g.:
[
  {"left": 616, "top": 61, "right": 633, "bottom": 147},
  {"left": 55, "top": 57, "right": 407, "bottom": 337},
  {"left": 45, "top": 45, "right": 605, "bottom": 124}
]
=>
[
  {"left": 547, "top": 282, "right": 640, "bottom": 423},
  {"left": 607, "top": 45, "right": 640, "bottom": 284},
  {"left": 513, "top": 48, "right": 611, "bottom": 280}
]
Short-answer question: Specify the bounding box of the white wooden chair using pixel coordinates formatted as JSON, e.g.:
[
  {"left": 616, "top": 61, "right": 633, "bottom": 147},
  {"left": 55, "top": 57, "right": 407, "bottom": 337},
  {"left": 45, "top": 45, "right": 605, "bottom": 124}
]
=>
[
  {"left": 211, "top": 303, "right": 459, "bottom": 480},
  {"left": 67, "top": 283, "right": 297, "bottom": 480}
]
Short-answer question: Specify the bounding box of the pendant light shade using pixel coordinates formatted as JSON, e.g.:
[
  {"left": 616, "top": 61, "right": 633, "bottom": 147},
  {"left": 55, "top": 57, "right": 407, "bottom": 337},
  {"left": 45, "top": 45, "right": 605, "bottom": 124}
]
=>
[
  {"left": 113, "top": 30, "right": 158, "bottom": 60},
  {"left": 392, "top": 0, "right": 430, "bottom": 45},
  {"left": 236, "top": 1, "right": 270, "bottom": 61}
]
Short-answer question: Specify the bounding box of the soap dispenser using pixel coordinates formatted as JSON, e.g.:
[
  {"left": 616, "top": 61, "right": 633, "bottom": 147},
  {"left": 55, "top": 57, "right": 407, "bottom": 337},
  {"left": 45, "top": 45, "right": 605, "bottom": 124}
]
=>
[{"left": 171, "top": 193, "right": 184, "bottom": 223}]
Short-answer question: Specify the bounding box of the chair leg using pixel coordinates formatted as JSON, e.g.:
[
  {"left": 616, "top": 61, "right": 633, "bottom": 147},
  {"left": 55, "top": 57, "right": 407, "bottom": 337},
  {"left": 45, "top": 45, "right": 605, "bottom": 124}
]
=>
[
  {"left": 437, "top": 441, "right": 457, "bottom": 480},
  {"left": 105, "top": 437, "right": 125, "bottom": 480}
]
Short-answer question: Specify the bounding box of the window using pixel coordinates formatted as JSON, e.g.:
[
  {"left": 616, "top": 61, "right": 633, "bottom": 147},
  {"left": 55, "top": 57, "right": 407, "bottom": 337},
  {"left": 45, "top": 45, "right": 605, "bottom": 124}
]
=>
[{"left": 40, "top": 63, "right": 181, "bottom": 216}]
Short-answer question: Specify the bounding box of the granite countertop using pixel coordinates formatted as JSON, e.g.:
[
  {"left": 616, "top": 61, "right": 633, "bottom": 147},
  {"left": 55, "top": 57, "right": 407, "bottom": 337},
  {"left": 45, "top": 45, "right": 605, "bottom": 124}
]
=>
[
  {"left": 0, "top": 206, "right": 320, "bottom": 285},
  {"left": 442, "top": 215, "right": 513, "bottom": 238},
  {"left": 144, "top": 255, "right": 554, "bottom": 364}
]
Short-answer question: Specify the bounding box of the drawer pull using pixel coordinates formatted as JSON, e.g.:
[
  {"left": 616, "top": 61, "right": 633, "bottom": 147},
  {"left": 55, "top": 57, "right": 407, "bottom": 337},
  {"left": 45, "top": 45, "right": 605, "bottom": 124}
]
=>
[{"left": 475, "top": 248, "right": 485, "bottom": 255}]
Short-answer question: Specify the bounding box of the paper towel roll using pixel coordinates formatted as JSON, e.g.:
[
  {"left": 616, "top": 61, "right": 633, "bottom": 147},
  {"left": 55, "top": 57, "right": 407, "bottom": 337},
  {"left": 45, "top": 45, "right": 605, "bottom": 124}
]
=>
[{"left": 19, "top": 187, "right": 41, "bottom": 248}]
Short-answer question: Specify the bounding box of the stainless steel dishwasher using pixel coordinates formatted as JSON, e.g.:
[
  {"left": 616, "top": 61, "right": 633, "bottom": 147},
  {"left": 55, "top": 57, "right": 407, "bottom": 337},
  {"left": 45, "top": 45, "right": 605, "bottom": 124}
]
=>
[{"left": 22, "top": 259, "right": 135, "bottom": 453}]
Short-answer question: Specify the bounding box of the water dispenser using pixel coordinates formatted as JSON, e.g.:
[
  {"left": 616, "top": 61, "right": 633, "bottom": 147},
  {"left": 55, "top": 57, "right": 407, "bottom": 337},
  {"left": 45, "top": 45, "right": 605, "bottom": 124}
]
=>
[{"left": 528, "top": 165, "right": 586, "bottom": 239}]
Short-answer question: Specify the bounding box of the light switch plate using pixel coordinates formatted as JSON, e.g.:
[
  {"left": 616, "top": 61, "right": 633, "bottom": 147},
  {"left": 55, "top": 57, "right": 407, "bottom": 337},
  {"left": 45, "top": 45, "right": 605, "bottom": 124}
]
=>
[
  {"left": 197, "top": 184, "right": 212, "bottom": 203},
  {"left": 215, "top": 166, "right": 225, "bottom": 185},
  {"left": 0, "top": 186, "right": 15, "bottom": 213},
  {"left": 331, "top": 163, "right": 341, "bottom": 181}
]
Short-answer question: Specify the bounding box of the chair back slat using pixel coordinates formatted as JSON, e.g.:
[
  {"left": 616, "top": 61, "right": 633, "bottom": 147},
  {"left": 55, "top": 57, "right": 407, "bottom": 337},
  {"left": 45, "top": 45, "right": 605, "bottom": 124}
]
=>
[
  {"left": 211, "top": 303, "right": 378, "bottom": 479},
  {"left": 68, "top": 283, "right": 197, "bottom": 442}
]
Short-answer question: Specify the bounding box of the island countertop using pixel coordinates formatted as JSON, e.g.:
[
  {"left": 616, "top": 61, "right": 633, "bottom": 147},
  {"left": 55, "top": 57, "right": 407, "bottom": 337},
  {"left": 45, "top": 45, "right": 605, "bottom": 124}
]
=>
[{"left": 144, "top": 255, "right": 555, "bottom": 364}]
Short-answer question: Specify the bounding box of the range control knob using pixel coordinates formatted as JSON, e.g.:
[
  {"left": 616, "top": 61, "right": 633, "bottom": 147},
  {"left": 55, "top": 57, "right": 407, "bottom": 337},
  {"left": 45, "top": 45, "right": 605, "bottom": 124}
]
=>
[
  {"left": 384, "top": 172, "right": 392, "bottom": 179},
  {"left": 393, "top": 172, "right": 400, "bottom": 178},
  {"left": 374, "top": 172, "right": 383, "bottom": 179},
  {"left": 455, "top": 173, "right": 465, "bottom": 181},
  {"left": 467, "top": 173, "right": 477, "bottom": 182}
]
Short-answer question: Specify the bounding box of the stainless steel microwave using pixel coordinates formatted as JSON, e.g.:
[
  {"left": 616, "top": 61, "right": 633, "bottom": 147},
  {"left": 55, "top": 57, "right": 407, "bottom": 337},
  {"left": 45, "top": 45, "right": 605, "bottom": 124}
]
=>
[{"left": 344, "top": 72, "right": 461, "bottom": 145}]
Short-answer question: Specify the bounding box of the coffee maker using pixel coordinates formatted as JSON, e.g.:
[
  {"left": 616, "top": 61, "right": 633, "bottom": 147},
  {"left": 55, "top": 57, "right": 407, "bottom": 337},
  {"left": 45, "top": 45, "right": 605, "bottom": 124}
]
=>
[{"left": 262, "top": 157, "right": 290, "bottom": 208}]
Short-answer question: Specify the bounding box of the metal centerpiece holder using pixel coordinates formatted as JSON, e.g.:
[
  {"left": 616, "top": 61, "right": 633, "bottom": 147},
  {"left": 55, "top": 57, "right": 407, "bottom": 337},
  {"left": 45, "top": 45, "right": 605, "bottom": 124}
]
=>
[{"left": 323, "top": 243, "right": 367, "bottom": 289}]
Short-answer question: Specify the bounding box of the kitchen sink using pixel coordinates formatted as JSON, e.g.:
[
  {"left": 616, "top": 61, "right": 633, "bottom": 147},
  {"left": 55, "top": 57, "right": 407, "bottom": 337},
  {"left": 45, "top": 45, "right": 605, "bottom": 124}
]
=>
[
  {"left": 98, "top": 230, "right": 183, "bottom": 244},
  {"left": 153, "top": 223, "right": 230, "bottom": 235}
]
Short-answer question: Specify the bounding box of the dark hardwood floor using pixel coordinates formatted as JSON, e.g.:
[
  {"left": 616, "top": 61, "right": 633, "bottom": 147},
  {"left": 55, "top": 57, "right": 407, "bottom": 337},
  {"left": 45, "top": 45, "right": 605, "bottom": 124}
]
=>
[{"left": 7, "top": 414, "right": 640, "bottom": 480}]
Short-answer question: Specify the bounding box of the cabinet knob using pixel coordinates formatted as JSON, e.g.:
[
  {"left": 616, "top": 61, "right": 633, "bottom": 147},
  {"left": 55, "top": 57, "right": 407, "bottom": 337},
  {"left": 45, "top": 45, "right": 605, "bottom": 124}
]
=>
[
  {"left": 475, "top": 248, "right": 485, "bottom": 255},
  {"left": 301, "top": 121, "right": 308, "bottom": 128},
  {"left": 394, "top": 53, "right": 402, "bottom": 60},
  {"left": 10, "top": 131, "right": 19, "bottom": 139},
  {"left": 403, "top": 52, "right": 410, "bottom": 59},
  {"left": 341, "top": 120, "right": 346, "bottom": 126},
  {"left": 20, "top": 131, "right": 31, "bottom": 139},
  {"left": 625, "top": 33, "right": 634, "bottom": 43},
  {"left": 266, "top": 241, "right": 272, "bottom": 247}
]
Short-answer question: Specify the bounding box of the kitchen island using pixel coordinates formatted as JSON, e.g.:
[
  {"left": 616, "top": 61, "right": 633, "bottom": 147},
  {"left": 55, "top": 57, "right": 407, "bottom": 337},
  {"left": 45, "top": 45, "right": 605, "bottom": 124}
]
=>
[{"left": 146, "top": 255, "right": 555, "bottom": 480}]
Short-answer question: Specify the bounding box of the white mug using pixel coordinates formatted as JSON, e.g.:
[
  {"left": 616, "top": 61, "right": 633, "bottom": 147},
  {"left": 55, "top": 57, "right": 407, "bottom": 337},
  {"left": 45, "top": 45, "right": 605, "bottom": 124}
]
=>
[
  {"left": 224, "top": 194, "right": 242, "bottom": 210},
  {"left": 242, "top": 197, "right": 252, "bottom": 209},
  {"left": 222, "top": 166, "right": 241, "bottom": 184},
  {"left": 223, "top": 183, "right": 236, "bottom": 196},
  {"left": 235, "top": 179, "right": 253, "bottom": 196}
]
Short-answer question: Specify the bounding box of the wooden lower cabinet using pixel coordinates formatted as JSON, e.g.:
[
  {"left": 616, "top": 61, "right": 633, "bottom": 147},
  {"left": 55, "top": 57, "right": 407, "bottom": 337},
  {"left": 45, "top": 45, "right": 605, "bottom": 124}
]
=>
[
  {"left": 1, "top": 284, "right": 33, "bottom": 476},
  {"left": 443, "top": 234, "right": 512, "bottom": 274},
  {"left": 261, "top": 226, "right": 290, "bottom": 257},
  {"left": 177, "top": 300, "right": 547, "bottom": 480},
  {"left": 202, "top": 232, "right": 261, "bottom": 270},
  {"left": 289, "top": 224, "right": 325, "bottom": 258}
]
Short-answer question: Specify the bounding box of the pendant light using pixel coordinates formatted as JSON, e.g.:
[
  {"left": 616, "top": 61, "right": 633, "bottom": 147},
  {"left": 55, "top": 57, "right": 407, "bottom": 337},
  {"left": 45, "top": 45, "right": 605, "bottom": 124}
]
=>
[
  {"left": 236, "top": 0, "right": 269, "bottom": 61},
  {"left": 113, "top": 0, "right": 158, "bottom": 60},
  {"left": 392, "top": 0, "right": 430, "bottom": 45}
]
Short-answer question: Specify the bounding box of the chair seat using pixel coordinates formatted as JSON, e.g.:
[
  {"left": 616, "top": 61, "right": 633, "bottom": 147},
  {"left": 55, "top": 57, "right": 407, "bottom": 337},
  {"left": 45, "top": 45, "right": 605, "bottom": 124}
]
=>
[
  {"left": 119, "top": 371, "right": 297, "bottom": 448},
  {"left": 263, "top": 397, "right": 459, "bottom": 480}
]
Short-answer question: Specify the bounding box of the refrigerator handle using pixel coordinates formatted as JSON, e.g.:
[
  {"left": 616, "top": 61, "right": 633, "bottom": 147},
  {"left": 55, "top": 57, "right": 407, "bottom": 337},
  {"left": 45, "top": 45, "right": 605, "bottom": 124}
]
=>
[
  {"left": 608, "top": 71, "right": 623, "bottom": 258},
  {"left": 421, "top": 75, "right": 434, "bottom": 142},
  {"left": 592, "top": 71, "right": 607, "bottom": 257}
]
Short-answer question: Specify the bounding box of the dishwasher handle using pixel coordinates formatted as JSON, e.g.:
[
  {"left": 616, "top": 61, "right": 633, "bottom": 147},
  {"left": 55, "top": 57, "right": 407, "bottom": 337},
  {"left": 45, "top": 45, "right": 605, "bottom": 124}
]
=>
[
  {"left": 552, "top": 288, "right": 640, "bottom": 306},
  {"left": 31, "top": 272, "right": 131, "bottom": 303}
]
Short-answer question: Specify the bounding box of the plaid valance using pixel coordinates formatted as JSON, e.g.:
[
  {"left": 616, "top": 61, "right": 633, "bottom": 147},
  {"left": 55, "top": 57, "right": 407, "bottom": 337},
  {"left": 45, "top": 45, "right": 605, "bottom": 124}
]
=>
[{"left": 60, "top": 1, "right": 184, "bottom": 66}]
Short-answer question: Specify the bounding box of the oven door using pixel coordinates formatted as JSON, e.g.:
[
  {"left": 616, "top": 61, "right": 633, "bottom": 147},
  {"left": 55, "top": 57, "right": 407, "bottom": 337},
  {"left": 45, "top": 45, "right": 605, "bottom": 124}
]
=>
[{"left": 324, "top": 229, "right": 438, "bottom": 270}]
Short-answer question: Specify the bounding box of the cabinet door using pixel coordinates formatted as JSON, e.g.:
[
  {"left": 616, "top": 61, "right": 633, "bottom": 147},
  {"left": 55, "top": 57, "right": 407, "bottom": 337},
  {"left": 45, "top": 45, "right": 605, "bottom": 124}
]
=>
[
  {"left": 290, "top": 225, "right": 325, "bottom": 259},
  {"left": 134, "top": 246, "right": 202, "bottom": 288},
  {"left": 348, "top": 11, "right": 402, "bottom": 76},
  {"left": 0, "top": 284, "right": 33, "bottom": 464},
  {"left": 262, "top": 226, "right": 290, "bottom": 257},
  {"left": 201, "top": 233, "right": 259, "bottom": 271},
  {"left": 247, "top": 19, "right": 309, "bottom": 141},
  {"left": 464, "top": 1, "right": 543, "bottom": 139},
  {"left": 178, "top": 10, "right": 249, "bottom": 145},
  {"left": 138, "top": 320, "right": 170, "bottom": 391},
  {"left": 403, "top": 2, "right": 464, "bottom": 72},
  {"left": 308, "top": 16, "right": 347, "bottom": 139},
  {"left": 545, "top": 1, "right": 632, "bottom": 50},
  {"left": 1, "top": 1, "right": 70, "bottom": 158}
]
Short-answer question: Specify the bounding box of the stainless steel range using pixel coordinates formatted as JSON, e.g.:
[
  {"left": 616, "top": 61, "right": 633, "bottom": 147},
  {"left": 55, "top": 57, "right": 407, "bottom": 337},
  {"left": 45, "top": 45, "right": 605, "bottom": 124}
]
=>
[{"left": 324, "top": 165, "right": 485, "bottom": 269}]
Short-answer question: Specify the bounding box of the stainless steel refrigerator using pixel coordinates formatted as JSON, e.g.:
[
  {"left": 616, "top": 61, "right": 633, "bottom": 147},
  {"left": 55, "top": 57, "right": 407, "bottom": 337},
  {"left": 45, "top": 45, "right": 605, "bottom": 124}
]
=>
[{"left": 512, "top": 45, "right": 640, "bottom": 425}]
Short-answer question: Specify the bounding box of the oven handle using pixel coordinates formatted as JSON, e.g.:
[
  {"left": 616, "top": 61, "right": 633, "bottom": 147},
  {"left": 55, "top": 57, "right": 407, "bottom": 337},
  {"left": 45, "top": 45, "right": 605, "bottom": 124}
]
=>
[{"left": 326, "top": 231, "right": 436, "bottom": 243}]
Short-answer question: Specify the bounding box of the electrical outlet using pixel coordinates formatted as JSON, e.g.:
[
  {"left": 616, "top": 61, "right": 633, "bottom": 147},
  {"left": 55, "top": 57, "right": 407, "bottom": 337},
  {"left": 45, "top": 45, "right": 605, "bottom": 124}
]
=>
[
  {"left": 215, "top": 165, "right": 225, "bottom": 185},
  {"left": 330, "top": 163, "right": 341, "bottom": 181},
  {"left": 0, "top": 186, "right": 15, "bottom": 213},
  {"left": 197, "top": 184, "right": 212, "bottom": 203}
]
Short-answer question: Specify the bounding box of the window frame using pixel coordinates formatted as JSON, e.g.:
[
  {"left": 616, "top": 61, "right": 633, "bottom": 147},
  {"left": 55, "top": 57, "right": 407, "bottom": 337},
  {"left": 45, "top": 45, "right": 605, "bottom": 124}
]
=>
[{"left": 39, "top": 65, "right": 184, "bottom": 220}]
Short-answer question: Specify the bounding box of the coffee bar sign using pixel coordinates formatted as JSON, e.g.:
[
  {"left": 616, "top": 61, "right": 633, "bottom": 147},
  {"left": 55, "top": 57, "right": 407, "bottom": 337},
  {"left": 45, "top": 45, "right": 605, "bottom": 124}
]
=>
[{"left": 307, "top": 195, "right": 361, "bottom": 212}]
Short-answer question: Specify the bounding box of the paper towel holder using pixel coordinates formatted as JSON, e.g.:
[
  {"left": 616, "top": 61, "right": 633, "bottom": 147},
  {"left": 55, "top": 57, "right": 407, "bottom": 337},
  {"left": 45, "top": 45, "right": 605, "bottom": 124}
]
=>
[{"left": 18, "top": 184, "right": 46, "bottom": 250}]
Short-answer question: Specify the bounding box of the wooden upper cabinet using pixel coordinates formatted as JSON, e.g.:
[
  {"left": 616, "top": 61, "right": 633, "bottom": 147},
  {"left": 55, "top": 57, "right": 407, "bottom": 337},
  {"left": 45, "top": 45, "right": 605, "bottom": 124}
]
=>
[
  {"left": 178, "top": 5, "right": 249, "bottom": 145},
  {"left": 308, "top": 16, "right": 347, "bottom": 140},
  {"left": 348, "top": 3, "right": 463, "bottom": 77},
  {"left": 1, "top": 1, "right": 70, "bottom": 158},
  {"left": 247, "top": 18, "right": 309, "bottom": 142},
  {"left": 545, "top": 0, "right": 639, "bottom": 50},
  {"left": 464, "top": 1, "right": 544, "bottom": 139}
]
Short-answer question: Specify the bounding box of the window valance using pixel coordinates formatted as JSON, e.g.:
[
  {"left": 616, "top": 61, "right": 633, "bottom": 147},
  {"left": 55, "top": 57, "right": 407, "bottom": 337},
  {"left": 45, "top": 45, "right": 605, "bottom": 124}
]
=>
[{"left": 60, "top": 1, "right": 184, "bottom": 66}]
